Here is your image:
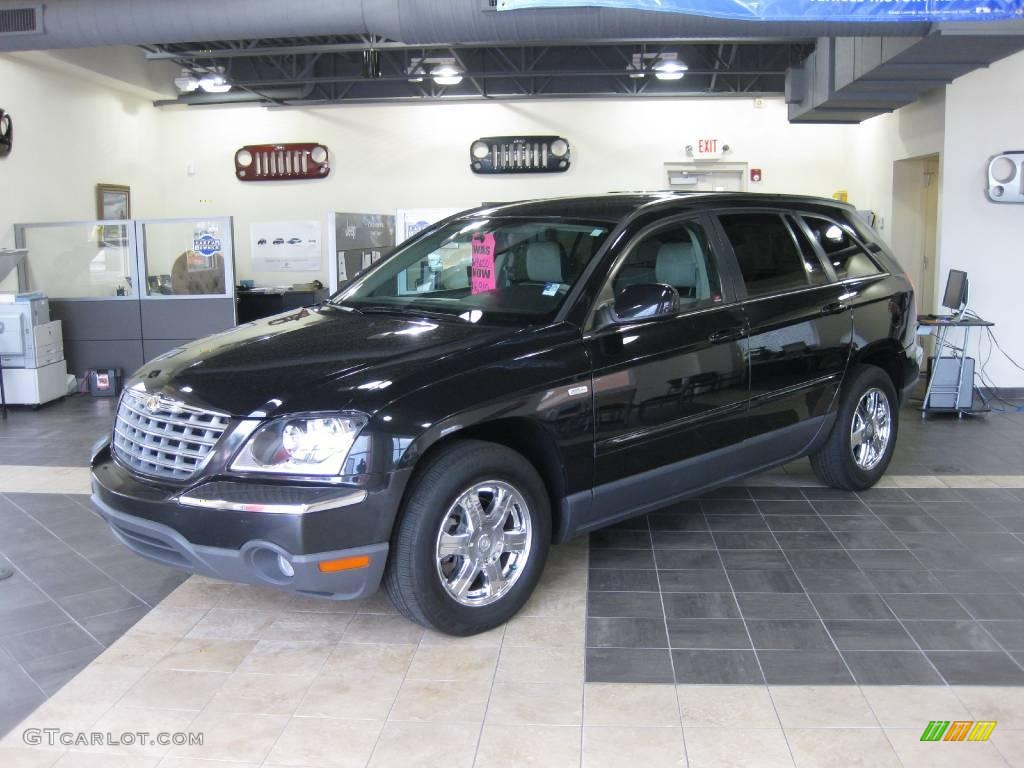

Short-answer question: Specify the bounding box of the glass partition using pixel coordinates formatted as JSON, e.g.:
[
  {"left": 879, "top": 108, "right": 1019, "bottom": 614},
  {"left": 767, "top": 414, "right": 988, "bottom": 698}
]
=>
[
  {"left": 136, "top": 218, "right": 234, "bottom": 298},
  {"left": 15, "top": 221, "right": 137, "bottom": 299}
]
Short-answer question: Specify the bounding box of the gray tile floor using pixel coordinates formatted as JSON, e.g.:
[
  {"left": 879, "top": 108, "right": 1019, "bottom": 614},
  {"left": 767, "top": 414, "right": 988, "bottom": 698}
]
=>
[
  {"left": 2, "top": 390, "right": 1024, "bottom": 740},
  {"left": 586, "top": 484, "right": 1024, "bottom": 685},
  {"left": 0, "top": 492, "right": 187, "bottom": 735},
  {"left": 788, "top": 398, "right": 1024, "bottom": 477},
  {"left": 0, "top": 393, "right": 115, "bottom": 467}
]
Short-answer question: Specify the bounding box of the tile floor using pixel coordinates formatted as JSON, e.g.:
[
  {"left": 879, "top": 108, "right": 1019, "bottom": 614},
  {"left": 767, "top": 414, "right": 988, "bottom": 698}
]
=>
[
  {"left": 0, "top": 492, "right": 188, "bottom": 734},
  {"left": 3, "top": 545, "right": 1024, "bottom": 767},
  {"left": 2, "top": 394, "right": 1024, "bottom": 765},
  {"left": 586, "top": 484, "right": 1024, "bottom": 687}
]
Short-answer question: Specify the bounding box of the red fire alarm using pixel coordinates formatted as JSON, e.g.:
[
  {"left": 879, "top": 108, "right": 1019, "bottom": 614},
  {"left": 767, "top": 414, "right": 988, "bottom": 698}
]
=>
[{"left": 750, "top": 168, "right": 762, "bottom": 183}]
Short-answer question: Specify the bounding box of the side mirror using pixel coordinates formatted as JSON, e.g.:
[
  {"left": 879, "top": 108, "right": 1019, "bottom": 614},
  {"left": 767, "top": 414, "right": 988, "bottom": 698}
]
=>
[{"left": 612, "top": 283, "right": 681, "bottom": 323}]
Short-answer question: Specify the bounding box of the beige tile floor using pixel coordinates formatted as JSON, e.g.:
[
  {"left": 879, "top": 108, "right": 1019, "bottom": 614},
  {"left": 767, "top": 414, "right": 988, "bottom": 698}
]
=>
[
  {"left": 3, "top": 466, "right": 1024, "bottom": 497},
  {"left": 2, "top": 473, "right": 1023, "bottom": 766}
]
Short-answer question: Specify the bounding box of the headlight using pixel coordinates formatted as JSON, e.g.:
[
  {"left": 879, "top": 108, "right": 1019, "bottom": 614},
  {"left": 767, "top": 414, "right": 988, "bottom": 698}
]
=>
[
  {"left": 549, "top": 138, "right": 569, "bottom": 158},
  {"left": 231, "top": 414, "right": 367, "bottom": 476},
  {"left": 470, "top": 140, "right": 491, "bottom": 160}
]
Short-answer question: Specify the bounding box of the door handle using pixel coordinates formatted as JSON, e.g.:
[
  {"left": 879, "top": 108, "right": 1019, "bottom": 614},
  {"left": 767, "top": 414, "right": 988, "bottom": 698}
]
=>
[
  {"left": 821, "top": 301, "right": 848, "bottom": 315},
  {"left": 708, "top": 327, "right": 744, "bottom": 344}
]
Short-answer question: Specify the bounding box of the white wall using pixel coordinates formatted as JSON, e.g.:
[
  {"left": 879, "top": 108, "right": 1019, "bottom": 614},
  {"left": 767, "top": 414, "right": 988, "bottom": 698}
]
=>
[
  {"left": 4, "top": 47, "right": 1022, "bottom": 387},
  {"left": 0, "top": 52, "right": 161, "bottom": 291},
  {"left": 846, "top": 89, "right": 945, "bottom": 246},
  {"left": 937, "top": 50, "right": 1024, "bottom": 389},
  {"left": 152, "top": 97, "right": 855, "bottom": 286}
]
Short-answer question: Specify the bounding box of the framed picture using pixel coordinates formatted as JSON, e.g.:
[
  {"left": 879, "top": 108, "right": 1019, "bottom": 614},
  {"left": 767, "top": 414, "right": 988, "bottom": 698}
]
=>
[{"left": 95, "top": 183, "right": 131, "bottom": 246}]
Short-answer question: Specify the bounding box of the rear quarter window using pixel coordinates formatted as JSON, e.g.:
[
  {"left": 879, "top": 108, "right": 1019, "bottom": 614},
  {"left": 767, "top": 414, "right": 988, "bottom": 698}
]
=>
[{"left": 801, "top": 215, "right": 882, "bottom": 281}]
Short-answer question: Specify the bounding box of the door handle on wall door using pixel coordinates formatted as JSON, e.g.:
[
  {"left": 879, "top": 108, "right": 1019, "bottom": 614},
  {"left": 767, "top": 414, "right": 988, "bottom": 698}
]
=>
[
  {"left": 821, "top": 302, "right": 848, "bottom": 315},
  {"left": 708, "top": 327, "right": 744, "bottom": 344}
]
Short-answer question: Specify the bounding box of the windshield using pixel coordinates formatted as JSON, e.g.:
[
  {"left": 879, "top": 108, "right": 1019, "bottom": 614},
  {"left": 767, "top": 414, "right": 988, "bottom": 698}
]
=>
[{"left": 333, "top": 217, "right": 612, "bottom": 323}]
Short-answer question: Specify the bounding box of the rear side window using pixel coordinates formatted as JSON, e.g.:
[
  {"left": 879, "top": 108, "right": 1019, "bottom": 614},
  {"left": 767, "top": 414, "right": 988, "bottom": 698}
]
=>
[
  {"left": 801, "top": 215, "right": 881, "bottom": 280},
  {"left": 718, "top": 213, "right": 817, "bottom": 296}
]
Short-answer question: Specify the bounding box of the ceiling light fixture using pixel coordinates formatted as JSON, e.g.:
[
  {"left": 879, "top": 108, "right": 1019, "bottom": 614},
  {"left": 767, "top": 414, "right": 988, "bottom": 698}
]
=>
[
  {"left": 628, "top": 52, "right": 688, "bottom": 81},
  {"left": 199, "top": 70, "right": 232, "bottom": 93},
  {"left": 653, "top": 54, "right": 688, "bottom": 81},
  {"left": 432, "top": 61, "right": 463, "bottom": 86},
  {"left": 173, "top": 68, "right": 200, "bottom": 93}
]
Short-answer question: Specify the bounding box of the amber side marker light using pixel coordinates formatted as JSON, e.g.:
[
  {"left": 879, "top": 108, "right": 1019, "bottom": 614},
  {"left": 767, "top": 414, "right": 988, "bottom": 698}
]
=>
[{"left": 318, "top": 555, "right": 371, "bottom": 573}]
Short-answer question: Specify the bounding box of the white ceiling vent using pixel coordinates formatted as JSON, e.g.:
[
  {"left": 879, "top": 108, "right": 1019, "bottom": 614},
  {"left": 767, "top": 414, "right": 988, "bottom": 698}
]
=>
[{"left": 0, "top": 4, "right": 42, "bottom": 35}]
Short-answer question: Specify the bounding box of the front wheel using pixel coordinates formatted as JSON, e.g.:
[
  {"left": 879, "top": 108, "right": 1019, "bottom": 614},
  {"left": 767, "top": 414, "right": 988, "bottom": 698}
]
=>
[
  {"left": 384, "top": 440, "right": 550, "bottom": 635},
  {"left": 810, "top": 365, "right": 898, "bottom": 491}
]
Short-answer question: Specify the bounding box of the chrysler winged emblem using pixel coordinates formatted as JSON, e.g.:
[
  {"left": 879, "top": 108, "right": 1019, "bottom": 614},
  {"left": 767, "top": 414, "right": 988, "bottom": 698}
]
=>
[{"left": 145, "top": 395, "right": 162, "bottom": 412}]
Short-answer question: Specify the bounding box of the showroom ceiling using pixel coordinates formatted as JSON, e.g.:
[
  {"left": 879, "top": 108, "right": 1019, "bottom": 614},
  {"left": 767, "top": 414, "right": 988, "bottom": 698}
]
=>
[
  {"left": 143, "top": 37, "right": 813, "bottom": 106},
  {"left": 0, "top": 0, "right": 1022, "bottom": 120}
]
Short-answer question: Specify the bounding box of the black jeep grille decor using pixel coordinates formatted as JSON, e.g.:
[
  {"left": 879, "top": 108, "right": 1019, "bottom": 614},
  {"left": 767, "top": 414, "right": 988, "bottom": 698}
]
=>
[
  {"left": 0, "top": 109, "right": 12, "bottom": 158},
  {"left": 470, "top": 135, "right": 571, "bottom": 174}
]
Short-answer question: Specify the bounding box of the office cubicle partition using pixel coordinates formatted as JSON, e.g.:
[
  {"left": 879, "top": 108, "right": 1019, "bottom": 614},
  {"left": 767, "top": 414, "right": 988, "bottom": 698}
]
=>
[{"left": 14, "top": 217, "right": 236, "bottom": 377}]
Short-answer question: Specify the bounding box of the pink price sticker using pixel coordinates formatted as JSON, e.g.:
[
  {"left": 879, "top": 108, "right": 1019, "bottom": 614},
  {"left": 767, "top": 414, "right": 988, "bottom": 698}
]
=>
[{"left": 471, "top": 233, "right": 497, "bottom": 294}]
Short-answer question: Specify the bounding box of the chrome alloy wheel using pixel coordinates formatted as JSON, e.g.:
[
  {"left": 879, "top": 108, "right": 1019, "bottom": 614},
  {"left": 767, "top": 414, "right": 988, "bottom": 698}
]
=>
[
  {"left": 850, "top": 387, "right": 892, "bottom": 471},
  {"left": 434, "top": 480, "right": 533, "bottom": 607}
]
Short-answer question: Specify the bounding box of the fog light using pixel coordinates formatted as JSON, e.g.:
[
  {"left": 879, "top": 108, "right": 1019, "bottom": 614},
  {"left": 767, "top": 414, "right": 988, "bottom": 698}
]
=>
[{"left": 277, "top": 554, "right": 295, "bottom": 578}]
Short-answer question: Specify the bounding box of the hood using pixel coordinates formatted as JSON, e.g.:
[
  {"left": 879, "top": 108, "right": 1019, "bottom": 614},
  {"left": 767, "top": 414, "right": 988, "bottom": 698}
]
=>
[{"left": 131, "top": 305, "right": 520, "bottom": 416}]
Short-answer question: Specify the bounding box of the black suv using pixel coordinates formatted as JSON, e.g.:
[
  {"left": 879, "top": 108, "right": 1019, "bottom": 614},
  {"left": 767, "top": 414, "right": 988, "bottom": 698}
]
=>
[{"left": 92, "top": 193, "right": 919, "bottom": 635}]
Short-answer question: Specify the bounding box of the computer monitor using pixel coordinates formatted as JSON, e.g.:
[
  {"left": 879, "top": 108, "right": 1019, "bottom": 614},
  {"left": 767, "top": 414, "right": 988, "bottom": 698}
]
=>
[{"left": 941, "top": 269, "right": 968, "bottom": 313}]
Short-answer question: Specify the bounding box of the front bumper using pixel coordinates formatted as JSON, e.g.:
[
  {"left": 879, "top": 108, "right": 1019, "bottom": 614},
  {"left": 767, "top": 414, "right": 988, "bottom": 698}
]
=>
[{"left": 91, "top": 445, "right": 409, "bottom": 599}]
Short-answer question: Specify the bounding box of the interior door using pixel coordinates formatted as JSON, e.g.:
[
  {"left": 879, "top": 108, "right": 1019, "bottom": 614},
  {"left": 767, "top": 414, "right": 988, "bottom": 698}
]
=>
[
  {"left": 715, "top": 211, "right": 853, "bottom": 449},
  {"left": 582, "top": 215, "right": 749, "bottom": 526}
]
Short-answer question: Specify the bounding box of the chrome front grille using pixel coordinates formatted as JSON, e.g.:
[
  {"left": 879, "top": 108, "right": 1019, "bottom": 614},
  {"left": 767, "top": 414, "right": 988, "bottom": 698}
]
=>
[{"left": 112, "top": 390, "right": 230, "bottom": 481}]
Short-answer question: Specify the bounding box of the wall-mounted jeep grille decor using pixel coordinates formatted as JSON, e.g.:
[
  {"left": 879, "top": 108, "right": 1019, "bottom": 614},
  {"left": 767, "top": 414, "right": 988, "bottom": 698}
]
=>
[
  {"left": 987, "top": 151, "right": 1024, "bottom": 203},
  {"left": 234, "top": 143, "right": 330, "bottom": 181},
  {"left": 0, "top": 109, "right": 12, "bottom": 158},
  {"left": 470, "top": 136, "right": 570, "bottom": 174}
]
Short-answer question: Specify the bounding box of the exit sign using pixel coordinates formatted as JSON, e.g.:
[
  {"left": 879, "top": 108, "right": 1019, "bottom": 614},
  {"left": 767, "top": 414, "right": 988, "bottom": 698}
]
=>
[{"left": 692, "top": 138, "right": 725, "bottom": 160}]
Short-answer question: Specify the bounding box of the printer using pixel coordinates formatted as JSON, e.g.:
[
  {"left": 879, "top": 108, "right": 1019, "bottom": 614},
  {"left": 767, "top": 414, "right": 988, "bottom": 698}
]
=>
[{"left": 0, "top": 249, "right": 68, "bottom": 406}]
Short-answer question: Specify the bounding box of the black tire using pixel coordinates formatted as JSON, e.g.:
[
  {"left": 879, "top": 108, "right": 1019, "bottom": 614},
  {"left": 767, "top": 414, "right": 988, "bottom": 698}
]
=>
[
  {"left": 383, "top": 439, "right": 551, "bottom": 635},
  {"left": 810, "top": 365, "right": 899, "bottom": 491}
]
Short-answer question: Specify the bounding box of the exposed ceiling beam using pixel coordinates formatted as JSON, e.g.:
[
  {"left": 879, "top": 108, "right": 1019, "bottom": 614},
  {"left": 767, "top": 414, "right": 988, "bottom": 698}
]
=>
[{"left": 143, "top": 37, "right": 817, "bottom": 60}]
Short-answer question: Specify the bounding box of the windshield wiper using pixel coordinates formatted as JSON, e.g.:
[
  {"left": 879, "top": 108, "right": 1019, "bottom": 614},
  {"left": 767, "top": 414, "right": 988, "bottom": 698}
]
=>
[{"left": 351, "top": 304, "right": 459, "bottom": 321}]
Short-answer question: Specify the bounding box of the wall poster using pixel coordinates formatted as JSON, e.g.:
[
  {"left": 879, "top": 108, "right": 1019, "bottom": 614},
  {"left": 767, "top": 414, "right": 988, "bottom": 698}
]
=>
[
  {"left": 395, "top": 208, "right": 463, "bottom": 244},
  {"left": 250, "top": 220, "right": 322, "bottom": 272},
  {"left": 330, "top": 212, "right": 397, "bottom": 293}
]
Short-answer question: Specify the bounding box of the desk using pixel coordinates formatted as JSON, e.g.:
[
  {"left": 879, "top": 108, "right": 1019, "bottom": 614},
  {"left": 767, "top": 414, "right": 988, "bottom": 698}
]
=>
[
  {"left": 236, "top": 288, "right": 327, "bottom": 324},
  {"left": 917, "top": 315, "right": 994, "bottom": 418}
]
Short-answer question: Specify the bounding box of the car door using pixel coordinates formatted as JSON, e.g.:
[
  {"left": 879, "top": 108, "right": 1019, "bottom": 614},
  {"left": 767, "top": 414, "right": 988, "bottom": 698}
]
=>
[
  {"left": 714, "top": 210, "right": 853, "bottom": 457},
  {"left": 581, "top": 214, "right": 750, "bottom": 528}
]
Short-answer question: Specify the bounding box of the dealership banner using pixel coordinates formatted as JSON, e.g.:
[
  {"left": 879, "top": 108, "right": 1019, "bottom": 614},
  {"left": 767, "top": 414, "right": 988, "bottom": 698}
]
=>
[{"left": 497, "top": 0, "right": 1024, "bottom": 22}]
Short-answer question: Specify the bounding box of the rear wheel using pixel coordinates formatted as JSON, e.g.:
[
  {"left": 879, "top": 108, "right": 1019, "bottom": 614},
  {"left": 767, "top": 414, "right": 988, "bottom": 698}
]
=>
[
  {"left": 384, "top": 440, "right": 550, "bottom": 635},
  {"left": 810, "top": 365, "right": 898, "bottom": 491}
]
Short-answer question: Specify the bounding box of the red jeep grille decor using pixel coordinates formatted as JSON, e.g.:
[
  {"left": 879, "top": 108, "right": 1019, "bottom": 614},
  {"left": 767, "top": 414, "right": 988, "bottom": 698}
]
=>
[{"left": 235, "top": 143, "right": 330, "bottom": 181}]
